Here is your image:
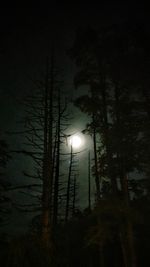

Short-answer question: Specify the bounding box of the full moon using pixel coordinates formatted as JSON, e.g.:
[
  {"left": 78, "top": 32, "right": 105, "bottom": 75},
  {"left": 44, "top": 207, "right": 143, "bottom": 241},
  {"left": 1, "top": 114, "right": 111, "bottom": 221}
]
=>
[{"left": 70, "top": 135, "right": 82, "bottom": 149}]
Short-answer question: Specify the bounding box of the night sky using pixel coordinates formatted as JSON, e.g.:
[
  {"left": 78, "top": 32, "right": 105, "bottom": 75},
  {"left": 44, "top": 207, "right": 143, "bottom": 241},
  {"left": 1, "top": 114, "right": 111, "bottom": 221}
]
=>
[
  {"left": 0, "top": 3, "right": 149, "bottom": 234},
  {"left": 0, "top": 3, "right": 148, "bottom": 127}
]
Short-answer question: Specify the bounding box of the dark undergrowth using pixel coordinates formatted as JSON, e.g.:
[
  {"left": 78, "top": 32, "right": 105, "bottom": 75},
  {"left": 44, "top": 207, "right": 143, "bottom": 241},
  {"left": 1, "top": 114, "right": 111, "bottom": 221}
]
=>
[{"left": 0, "top": 210, "right": 149, "bottom": 267}]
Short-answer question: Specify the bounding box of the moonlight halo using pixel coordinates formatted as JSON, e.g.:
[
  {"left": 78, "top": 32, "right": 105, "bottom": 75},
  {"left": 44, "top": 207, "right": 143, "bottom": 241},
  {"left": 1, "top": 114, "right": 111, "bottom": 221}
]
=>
[{"left": 69, "top": 135, "right": 82, "bottom": 149}]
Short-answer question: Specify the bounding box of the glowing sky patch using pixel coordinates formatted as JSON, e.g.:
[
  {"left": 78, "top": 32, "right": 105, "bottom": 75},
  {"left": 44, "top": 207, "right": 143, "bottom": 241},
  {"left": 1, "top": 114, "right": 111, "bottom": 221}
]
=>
[{"left": 70, "top": 135, "right": 82, "bottom": 148}]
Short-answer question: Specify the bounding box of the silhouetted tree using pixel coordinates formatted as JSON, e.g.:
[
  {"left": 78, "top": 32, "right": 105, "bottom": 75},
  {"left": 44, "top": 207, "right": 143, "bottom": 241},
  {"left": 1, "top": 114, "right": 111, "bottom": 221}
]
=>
[
  {"left": 65, "top": 145, "right": 79, "bottom": 222},
  {"left": 0, "top": 135, "right": 11, "bottom": 225},
  {"left": 11, "top": 55, "right": 70, "bottom": 246},
  {"left": 69, "top": 24, "right": 149, "bottom": 267}
]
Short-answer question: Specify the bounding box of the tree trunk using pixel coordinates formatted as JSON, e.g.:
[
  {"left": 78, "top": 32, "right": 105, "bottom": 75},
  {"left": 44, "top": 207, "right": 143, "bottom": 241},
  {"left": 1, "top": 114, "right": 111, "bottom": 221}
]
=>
[
  {"left": 88, "top": 150, "right": 91, "bottom": 211},
  {"left": 72, "top": 174, "right": 76, "bottom": 215},
  {"left": 42, "top": 56, "right": 54, "bottom": 244},
  {"left": 65, "top": 145, "right": 73, "bottom": 222},
  {"left": 53, "top": 89, "right": 61, "bottom": 226},
  {"left": 93, "top": 114, "right": 101, "bottom": 201}
]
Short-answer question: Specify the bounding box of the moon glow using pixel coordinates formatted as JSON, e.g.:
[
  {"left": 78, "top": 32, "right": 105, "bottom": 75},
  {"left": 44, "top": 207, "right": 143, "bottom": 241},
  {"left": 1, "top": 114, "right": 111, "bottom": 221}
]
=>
[{"left": 70, "top": 135, "right": 82, "bottom": 149}]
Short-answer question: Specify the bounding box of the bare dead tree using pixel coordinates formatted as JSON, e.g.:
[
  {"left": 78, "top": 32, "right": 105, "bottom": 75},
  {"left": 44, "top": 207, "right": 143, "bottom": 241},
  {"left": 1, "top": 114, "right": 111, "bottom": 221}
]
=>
[{"left": 65, "top": 145, "right": 79, "bottom": 222}]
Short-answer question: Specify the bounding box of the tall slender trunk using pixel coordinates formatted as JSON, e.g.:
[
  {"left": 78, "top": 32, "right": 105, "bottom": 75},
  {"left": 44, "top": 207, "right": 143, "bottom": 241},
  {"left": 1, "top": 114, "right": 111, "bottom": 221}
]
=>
[
  {"left": 127, "top": 220, "right": 137, "bottom": 267},
  {"left": 48, "top": 54, "right": 54, "bottom": 210},
  {"left": 119, "top": 230, "right": 128, "bottom": 267},
  {"left": 93, "top": 114, "right": 100, "bottom": 201},
  {"left": 88, "top": 150, "right": 91, "bottom": 211},
  {"left": 114, "top": 85, "right": 137, "bottom": 267},
  {"left": 121, "top": 171, "right": 137, "bottom": 267},
  {"left": 101, "top": 86, "right": 118, "bottom": 194},
  {"left": 42, "top": 55, "right": 54, "bottom": 245},
  {"left": 42, "top": 57, "right": 50, "bottom": 241},
  {"left": 65, "top": 145, "right": 73, "bottom": 222},
  {"left": 99, "top": 243, "right": 105, "bottom": 267},
  {"left": 53, "top": 89, "right": 61, "bottom": 226},
  {"left": 72, "top": 174, "right": 76, "bottom": 215}
]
